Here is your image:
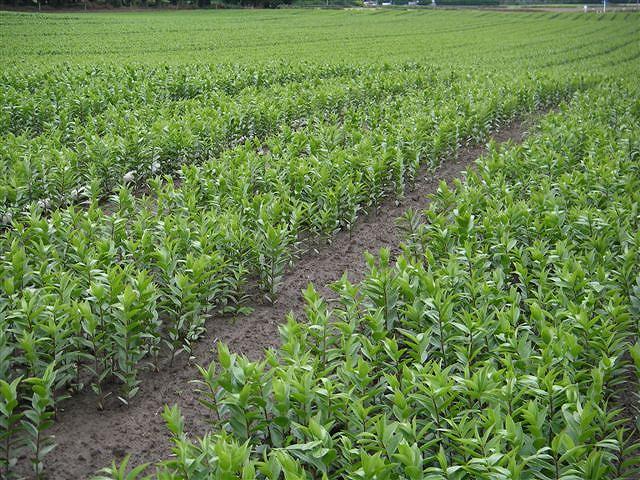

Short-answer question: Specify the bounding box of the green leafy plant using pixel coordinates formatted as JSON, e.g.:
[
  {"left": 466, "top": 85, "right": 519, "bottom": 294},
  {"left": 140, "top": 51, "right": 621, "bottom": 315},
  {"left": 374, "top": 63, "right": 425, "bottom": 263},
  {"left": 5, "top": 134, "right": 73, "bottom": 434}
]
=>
[
  {"left": 22, "top": 364, "right": 57, "bottom": 479},
  {"left": 97, "top": 81, "right": 640, "bottom": 479},
  {"left": 256, "top": 215, "right": 291, "bottom": 304},
  {"left": 2, "top": 12, "right": 640, "bottom": 478},
  {"left": 0, "top": 377, "right": 22, "bottom": 478}
]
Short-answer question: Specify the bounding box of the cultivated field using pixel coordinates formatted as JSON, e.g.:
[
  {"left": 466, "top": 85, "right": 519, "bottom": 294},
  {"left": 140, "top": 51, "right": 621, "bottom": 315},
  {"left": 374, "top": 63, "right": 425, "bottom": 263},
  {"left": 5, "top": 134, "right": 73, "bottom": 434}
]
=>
[{"left": 1, "top": 8, "right": 639, "bottom": 479}]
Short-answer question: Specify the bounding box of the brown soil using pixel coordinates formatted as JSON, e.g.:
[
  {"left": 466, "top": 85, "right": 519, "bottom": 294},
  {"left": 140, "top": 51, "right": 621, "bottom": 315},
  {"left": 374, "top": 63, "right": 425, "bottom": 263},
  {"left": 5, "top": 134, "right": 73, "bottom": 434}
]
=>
[{"left": 12, "top": 115, "right": 538, "bottom": 480}]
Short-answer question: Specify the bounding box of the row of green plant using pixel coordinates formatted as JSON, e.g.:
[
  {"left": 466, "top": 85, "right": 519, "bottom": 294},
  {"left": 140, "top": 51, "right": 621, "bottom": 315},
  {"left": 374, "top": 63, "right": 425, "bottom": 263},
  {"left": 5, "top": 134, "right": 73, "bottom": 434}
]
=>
[
  {"left": 4, "top": 13, "right": 630, "bottom": 138},
  {"left": 0, "top": 70, "right": 576, "bottom": 477},
  {"left": 3, "top": 10, "right": 637, "bottom": 67},
  {"left": 0, "top": 62, "right": 385, "bottom": 138},
  {"left": 2, "top": 10, "right": 638, "bottom": 219},
  {"left": 2, "top": 12, "right": 639, "bottom": 477},
  {"left": 1, "top": 64, "right": 443, "bottom": 217},
  {"left": 98, "top": 80, "right": 640, "bottom": 479}
]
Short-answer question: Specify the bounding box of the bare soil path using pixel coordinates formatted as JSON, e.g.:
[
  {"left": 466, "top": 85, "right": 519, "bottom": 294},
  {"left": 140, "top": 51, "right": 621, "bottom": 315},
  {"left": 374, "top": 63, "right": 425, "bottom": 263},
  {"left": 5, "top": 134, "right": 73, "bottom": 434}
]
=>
[{"left": 16, "top": 114, "right": 539, "bottom": 479}]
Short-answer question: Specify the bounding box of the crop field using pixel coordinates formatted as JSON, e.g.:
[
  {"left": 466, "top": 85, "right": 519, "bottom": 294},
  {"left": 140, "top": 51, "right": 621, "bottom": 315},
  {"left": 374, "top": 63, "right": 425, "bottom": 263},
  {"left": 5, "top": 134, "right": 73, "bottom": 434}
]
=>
[{"left": 1, "top": 7, "right": 640, "bottom": 480}]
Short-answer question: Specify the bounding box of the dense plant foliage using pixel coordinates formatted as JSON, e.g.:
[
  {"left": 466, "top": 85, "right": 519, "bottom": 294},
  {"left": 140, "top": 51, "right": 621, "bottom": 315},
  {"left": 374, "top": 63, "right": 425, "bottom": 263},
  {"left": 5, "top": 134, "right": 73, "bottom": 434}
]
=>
[
  {"left": 1, "top": 67, "right": 574, "bottom": 475},
  {"left": 0, "top": 0, "right": 359, "bottom": 10},
  {"left": 2, "top": 10, "right": 639, "bottom": 65},
  {"left": 0, "top": 9, "right": 639, "bottom": 478},
  {"left": 98, "top": 81, "right": 640, "bottom": 479}
]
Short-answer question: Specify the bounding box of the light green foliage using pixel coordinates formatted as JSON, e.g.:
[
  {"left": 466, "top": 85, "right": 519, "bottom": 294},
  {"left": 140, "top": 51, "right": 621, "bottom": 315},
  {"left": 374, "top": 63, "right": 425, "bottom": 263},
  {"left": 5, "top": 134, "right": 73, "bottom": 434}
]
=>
[
  {"left": 22, "top": 364, "right": 57, "bottom": 478},
  {"left": 100, "top": 83, "right": 640, "bottom": 478},
  {"left": 1, "top": 9, "right": 636, "bottom": 66},
  {"left": 0, "top": 8, "right": 639, "bottom": 478},
  {"left": 0, "top": 377, "right": 22, "bottom": 477}
]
